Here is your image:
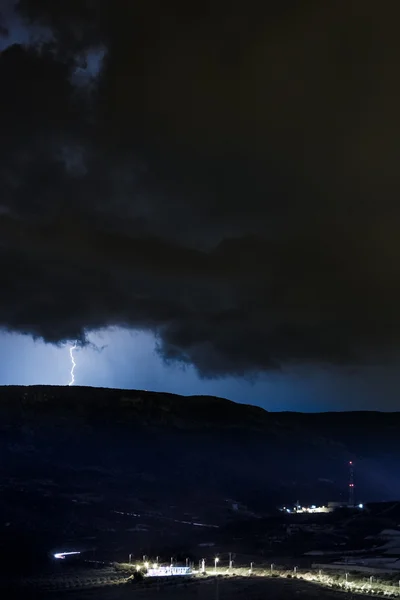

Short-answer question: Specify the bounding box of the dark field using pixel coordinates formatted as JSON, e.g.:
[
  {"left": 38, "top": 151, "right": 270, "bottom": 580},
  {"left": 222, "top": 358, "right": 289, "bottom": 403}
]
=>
[
  {"left": 26, "top": 575, "right": 371, "bottom": 600},
  {"left": 4, "top": 568, "right": 385, "bottom": 600}
]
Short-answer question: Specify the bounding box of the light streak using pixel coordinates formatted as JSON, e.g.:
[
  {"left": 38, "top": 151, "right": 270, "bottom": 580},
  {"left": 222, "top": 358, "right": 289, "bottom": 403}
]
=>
[
  {"left": 54, "top": 551, "right": 81, "bottom": 560},
  {"left": 68, "top": 342, "right": 77, "bottom": 386}
]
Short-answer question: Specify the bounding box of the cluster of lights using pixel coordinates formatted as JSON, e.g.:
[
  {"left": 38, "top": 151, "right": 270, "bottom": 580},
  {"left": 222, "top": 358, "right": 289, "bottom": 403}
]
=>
[
  {"left": 281, "top": 502, "right": 363, "bottom": 513},
  {"left": 282, "top": 505, "right": 323, "bottom": 513},
  {"left": 136, "top": 558, "right": 194, "bottom": 578}
]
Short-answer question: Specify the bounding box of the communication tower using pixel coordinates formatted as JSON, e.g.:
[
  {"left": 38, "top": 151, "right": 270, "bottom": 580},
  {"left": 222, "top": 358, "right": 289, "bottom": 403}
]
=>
[{"left": 348, "top": 461, "right": 354, "bottom": 506}]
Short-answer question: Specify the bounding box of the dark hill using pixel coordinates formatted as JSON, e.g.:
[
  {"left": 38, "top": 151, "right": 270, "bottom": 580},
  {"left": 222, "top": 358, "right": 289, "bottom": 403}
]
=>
[{"left": 0, "top": 385, "right": 398, "bottom": 567}]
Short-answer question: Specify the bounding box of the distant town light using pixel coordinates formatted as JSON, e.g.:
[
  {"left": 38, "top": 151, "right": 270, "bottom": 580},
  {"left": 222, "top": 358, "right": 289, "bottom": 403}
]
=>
[
  {"left": 280, "top": 504, "right": 333, "bottom": 514},
  {"left": 358, "top": 503, "right": 363, "bottom": 509}
]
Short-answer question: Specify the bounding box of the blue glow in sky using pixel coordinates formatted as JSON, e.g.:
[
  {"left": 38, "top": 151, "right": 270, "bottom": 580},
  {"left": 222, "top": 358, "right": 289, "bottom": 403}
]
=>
[
  {"left": 0, "top": 328, "right": 398, "bottom": 412},
  {"left": 0, "top": 0, "right": 48, "bottom": 51},
  {"left": 0, "top": 1, "right": 106, "bottom": 83}
]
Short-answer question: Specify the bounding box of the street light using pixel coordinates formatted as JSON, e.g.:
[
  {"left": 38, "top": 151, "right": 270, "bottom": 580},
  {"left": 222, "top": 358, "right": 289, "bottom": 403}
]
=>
[{"left": 214, "top": 557, "right": 219, "bottom": 573}]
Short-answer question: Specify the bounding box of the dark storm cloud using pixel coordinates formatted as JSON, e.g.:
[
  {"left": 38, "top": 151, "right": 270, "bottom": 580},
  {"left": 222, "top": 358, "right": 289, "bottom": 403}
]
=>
[{"left": 1, "top": 0, "right": 400, "bottom": 375}]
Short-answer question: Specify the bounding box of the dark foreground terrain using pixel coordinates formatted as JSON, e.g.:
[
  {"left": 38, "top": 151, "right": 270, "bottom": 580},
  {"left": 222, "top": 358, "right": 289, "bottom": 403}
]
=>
[
  {"left": 9, "top": 574, "right": 373, "bottom": 600},
  {"left": 1, "top": 385, "right": 400, "bottom": 574}
]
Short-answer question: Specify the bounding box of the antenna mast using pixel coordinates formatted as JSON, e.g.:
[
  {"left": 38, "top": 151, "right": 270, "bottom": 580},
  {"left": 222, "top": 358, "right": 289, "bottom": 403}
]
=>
[{"left": 348, "top": 461, "right": 354, "bottom": 507}]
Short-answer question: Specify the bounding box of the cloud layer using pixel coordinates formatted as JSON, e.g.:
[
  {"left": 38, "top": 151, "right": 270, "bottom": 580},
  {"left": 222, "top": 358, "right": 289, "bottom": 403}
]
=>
[{"left": 1, "top": 1, "right": 400, "bottom": 376}]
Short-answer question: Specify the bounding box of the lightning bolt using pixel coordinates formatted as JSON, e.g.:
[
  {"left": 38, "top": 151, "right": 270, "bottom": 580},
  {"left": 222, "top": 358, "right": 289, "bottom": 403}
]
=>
[{"left": 68, "top": 342, "right": 77, "bottom": 386}]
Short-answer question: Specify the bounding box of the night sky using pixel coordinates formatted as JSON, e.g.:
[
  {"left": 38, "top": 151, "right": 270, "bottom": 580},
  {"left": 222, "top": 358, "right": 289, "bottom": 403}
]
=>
[{"left": 1, "top": 1, "right": 400, "bottom": 411}]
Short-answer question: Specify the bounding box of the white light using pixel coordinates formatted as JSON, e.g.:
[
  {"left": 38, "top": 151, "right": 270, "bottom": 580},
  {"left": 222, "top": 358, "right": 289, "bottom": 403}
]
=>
[
  {"left": 68, "top": 342, "right": 77, "bottom": 386},
  {"left": 358, "top": 503, "right": 363, "bottom": 509},
  {"left": 147, "top": 566, "right": 192, "bottom": 577},
  {"left": 54, "top": 551, "right": 80, "bottom": 560},
  {"left": 311, "top": 505, "right": 316, "bottom": 509}
]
